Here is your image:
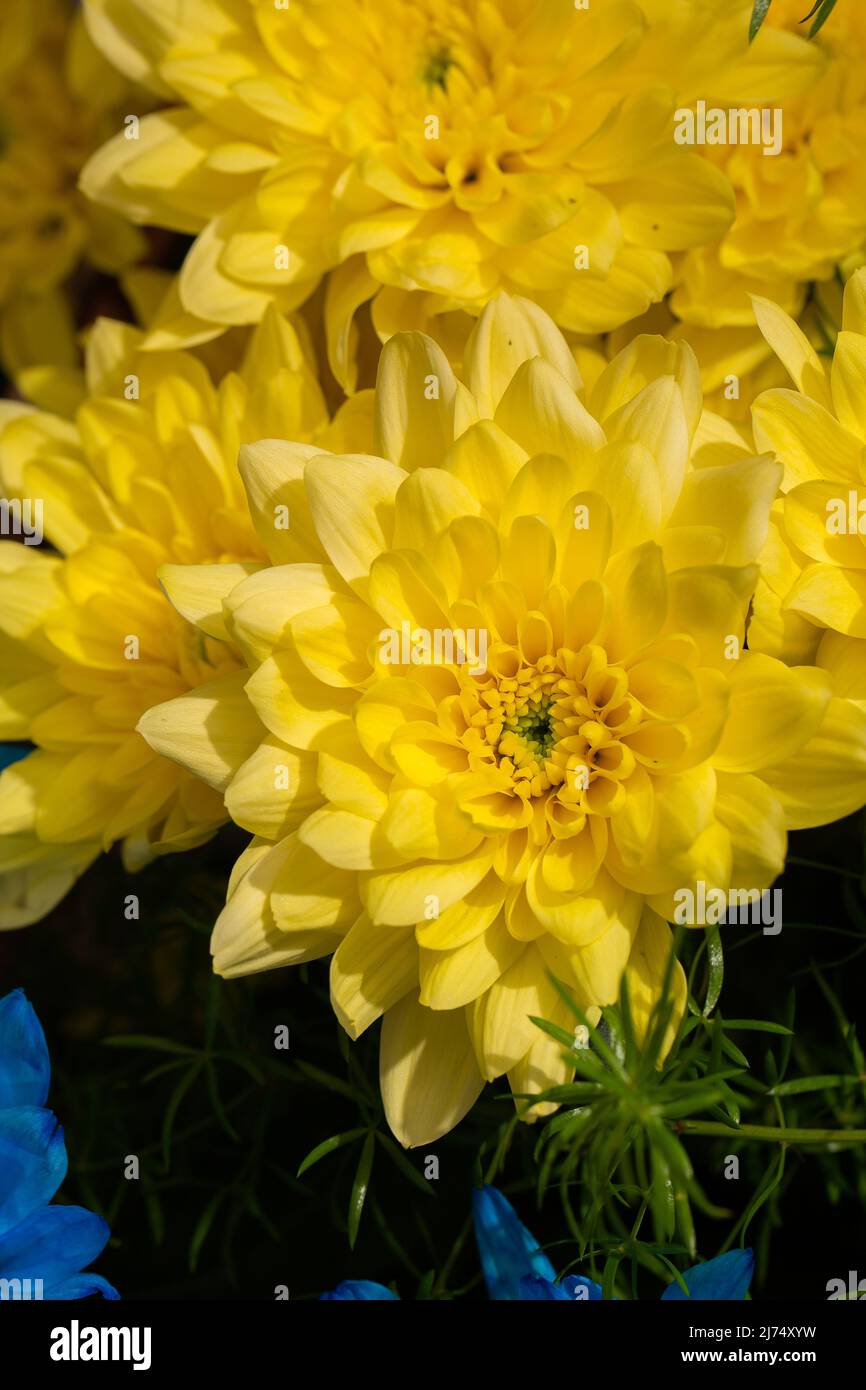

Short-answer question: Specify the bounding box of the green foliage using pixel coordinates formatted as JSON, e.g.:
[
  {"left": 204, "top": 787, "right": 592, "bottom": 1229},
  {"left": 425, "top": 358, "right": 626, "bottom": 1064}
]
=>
[
  {"left": 6, "top": 812, "right": 866, "bottom": 1299},
  {"left": 750, "top": 0, "right": 840, "bottom": 41},
  {"left": 518, "top": 922, "right": 866, "bottom": 1297}
]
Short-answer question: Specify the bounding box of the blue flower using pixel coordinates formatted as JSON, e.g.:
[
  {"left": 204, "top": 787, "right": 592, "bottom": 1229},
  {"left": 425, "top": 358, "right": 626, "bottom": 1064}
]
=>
[
  {"left": 658, "top": 1248, "right": 755, "bottom": 1301},
  {"left": 471, "top": 1185, "right": 564, "bottom": 1300},
  {"left": 320, "top": 1184, "right": 754, "bottom": 1302},
  {"left": 321, "top": 1281, "right": 400, "bottom": 1301},
  {"left": 0, "top": 989, "right": 119, "bottom": 1301},
  {"left": 473, "top": 1185, "right": 754, "bottom": 1302}
]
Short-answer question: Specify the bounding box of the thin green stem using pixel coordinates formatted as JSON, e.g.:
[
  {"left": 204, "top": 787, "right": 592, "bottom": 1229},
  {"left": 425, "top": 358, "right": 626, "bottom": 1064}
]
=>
[
  {"left": 431, "top": 1117, "right": 517, "bottom": 1297},
  {"left": 677, "top": 1121, "right": 866, "bottom": 1144}
]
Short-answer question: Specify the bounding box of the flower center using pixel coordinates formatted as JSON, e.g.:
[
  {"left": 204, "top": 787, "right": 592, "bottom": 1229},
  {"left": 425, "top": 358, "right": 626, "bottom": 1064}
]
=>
[
  {"left": 421, "top": 44, "right": 456, "bottom": 90},
  {"left": 455, "top": 644, "right": 643, "bottom": 814}
]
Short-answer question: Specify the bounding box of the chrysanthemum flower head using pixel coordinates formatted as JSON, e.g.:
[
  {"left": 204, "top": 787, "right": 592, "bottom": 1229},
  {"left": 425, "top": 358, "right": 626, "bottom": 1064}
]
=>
[
  {"left": 668, "top": 0, "right": 866, "bottom": 406},
  {"left": 0, "top": 0, "right": 145, "bottom": 376},
  {"left": 81, "top": 0, "right": 735, "bottom": 387},
  {"left": 143, "top": 294, "right": 866, "bottom": 1146},
  {"left": 0, "top": 308, "right": 367, "bottom": 928},
  {"left": 748, "top": 269, "right": 866, "bottom": 693}
]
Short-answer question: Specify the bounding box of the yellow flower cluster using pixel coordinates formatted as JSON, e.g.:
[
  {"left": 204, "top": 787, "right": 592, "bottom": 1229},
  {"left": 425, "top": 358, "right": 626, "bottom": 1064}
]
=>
[
  {"left": 2, "top": 0, "right": 865, "bottom": 1146},
  {"left": 0, "top": 0, "right": 145, "bottom": 385}
]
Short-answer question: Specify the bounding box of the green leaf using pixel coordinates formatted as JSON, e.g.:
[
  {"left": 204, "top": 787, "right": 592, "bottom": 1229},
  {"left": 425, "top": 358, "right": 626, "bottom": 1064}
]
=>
[
  {"left": 348, "top": 1132, "right": 376, "bottom": 1250},
  {"left": 739, "top": 1147, "right": 786, "bottom": 1243},
  {"left": 650, "top": 1144, "right": 676, "bottom": 1243},
  {"left": 719, "top": 1035, "right": 751, "bottom": 1069},
  {"left": 376, "top": 1133, "right": 436, "bottom": 1196},
  {"left": 601, "top": 1251, "right": 624, "bottom": 1301},
  {"left": 769, "top": 1075, "right": 861, "bottom": 1097},
  {"left": 162, "top": 1062, "right": 204, "bottom": 1170},
  {"left": 294, "top": 1060, "right": 360, "bottom": 1103},
  {"left": 749, "top": 0, "right": 774, "bottom": 42},
  {"left": 722, "top": 1020, "right": 793, "bottom": 1035},
  {"left": 205, "top": 1061, "right": 239, "bottom": 1142},
  {"left": 296, "top": 1128, "right": 367, "bottom": 1178},
  {"left": 189, "top": 1191, "right": 227, "bottom": 1273},
  {"left": 704, "top": 927, "right": 724, "bottom": 1017},
  {"left": 143, "top": 1189, "right": 165, "bottom": 1247},
  {"left": 803, "top": 0, "right": 839, "bottom": 37},
  {"left": 102, "top": 1035, "right": 198, "bottom": 1055}
]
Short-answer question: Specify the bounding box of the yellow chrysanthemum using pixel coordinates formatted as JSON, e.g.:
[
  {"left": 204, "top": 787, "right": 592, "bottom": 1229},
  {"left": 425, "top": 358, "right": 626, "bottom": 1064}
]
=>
[
  {"left": 666, "top": 0, "right": 866, "bottom": 406},
  {"left": 0, "top": 308, "right": 369, "bottom": 929},
  {"left": 80, "top": 0, "right": 736, "bottom": 387},
  {"left": 747, "top": 270, "right": 866, "bottom": 695},
  {"left": 0, "top": 0, "right": 146, "bottom": 382},
  {"left": 141, "top": 295, "right": 866, "bottom": 1147}
]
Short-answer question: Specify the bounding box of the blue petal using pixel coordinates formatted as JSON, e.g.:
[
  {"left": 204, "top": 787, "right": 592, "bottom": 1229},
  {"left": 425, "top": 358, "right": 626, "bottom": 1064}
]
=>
[
  {"left": 0, "top": 1204, "right": 111, "bottom": 1289},
  {"left": 43, "top": 1273, "right": 120, "bottom": 1301},
  {"left": 0, "top": 744, "right": 33, "bottom": 774},
  {"left": 660, "top": 1249, "right": 755, "bottom": 1301},
  {"left": 0, "top": 989, "right": 51, "bottom": 1108},
  {"left": 0, "top": 1108, "right": 67, "bottom": 1237},
  {"left": 560, "top": 1273, "right": 605, "bottom": 1301},
  {"left": 519, "top": 1274, "right": 572, "bottom": 1300},
  {"left": 320, "top": 1281, "right": 400, "bottom": 1301},
  {"left": 472, "top": 1185, "right": 557, "bottom": 1301}
]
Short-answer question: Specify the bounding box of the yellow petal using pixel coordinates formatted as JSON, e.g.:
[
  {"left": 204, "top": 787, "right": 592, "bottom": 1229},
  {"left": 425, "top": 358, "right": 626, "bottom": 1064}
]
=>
[
  {"left": 625, "top": 911, "right": 687, "bottom": 1061},
  {"left": 419, "top": 919, "right": 523, "bottom": 1010},
  {"left": 211, "top": 836, "right": 342, "bottom": 979},
  {"left": 751, "top": 390, "right": 862, "bottom": 491},
  {"left": 330, "top": 913, "right": 418, "bottom": 1039},
  {"left": 714, "top": 773, "right": 786, "bottom": 887},
  {"left": 464, "top": 295, "right": 581, "bottom": 419},
  {"left": 304, "top": 453, "right": 406, "bottom": 592},
  {"left": 751, "top": 294, "right": 832, "bottom": 410},
  {"left": 712, "top": 655, "right": 830, "bottom": 774},
  {"left": 238, "top": 439, "right": 326, "bottom": 565},
  {"left": 137, "top": 671, "right": 263, "bottom": 791},
  {"left": 245, "top": 650, "right": 355, "bottom": 749},
  {"left": 363, "top": 848, "right": 495, "bottom": 926},
  {"left": 831, "top": 331, "right": 866, "bottom": 444},
  {"left": 225, "top": 738, "right": 321, "bottom": 839},
  {"left": 787, "top": 563, "right": 866, "bottom": 637},
  {"left": 670, "top": 456, "right": 782, "bottom": 567},
  {"left": 495, "top": 358, "right": 605, "bottom": 462},
  {"left": 374, "top": 332, "right": 458, "bottom": 470},
  {"left": 160, "top": 563, "right": 263, "bottom": 641},
  {"left": 324, "top": 257, "right": 379, "bottom": 393},
  {"left": 224, "top": 563, "right": 344, "bottom": 662},
  {"left": 380, "top": 993, "right": 484, "bottom": 1147},
  {"left": 761, "top": 696, "right": 866, "bottom": 830}
]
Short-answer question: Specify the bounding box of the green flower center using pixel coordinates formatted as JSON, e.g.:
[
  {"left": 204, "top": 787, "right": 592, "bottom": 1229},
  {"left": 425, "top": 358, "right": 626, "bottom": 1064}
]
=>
[
  {"left": 501, "top": 700, "right": 558, "bottom": 763},
  {"left": 421, "top": 45, "right": 456, "bottom": 90}
]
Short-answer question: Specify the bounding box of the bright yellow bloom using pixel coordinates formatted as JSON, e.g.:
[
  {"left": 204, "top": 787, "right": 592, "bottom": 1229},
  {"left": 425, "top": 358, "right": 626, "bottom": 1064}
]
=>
[
  {"left": 0, "top": 309, "right": 366, "bottom": 929},
  {"left": 142, "top": 295, "right": 866, "bottom": 1147},
  {"left": 667, "top": 0, "right": 866, "bottom": 405},
  {"left": 748, "top": 270, "right": 866, "bottom": 702},
  {"left": 0, "top": 0, "right": 145, "bottom": 383},
  {"left": 80, "top": 0, "right": 735, "bottom": 387}
]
